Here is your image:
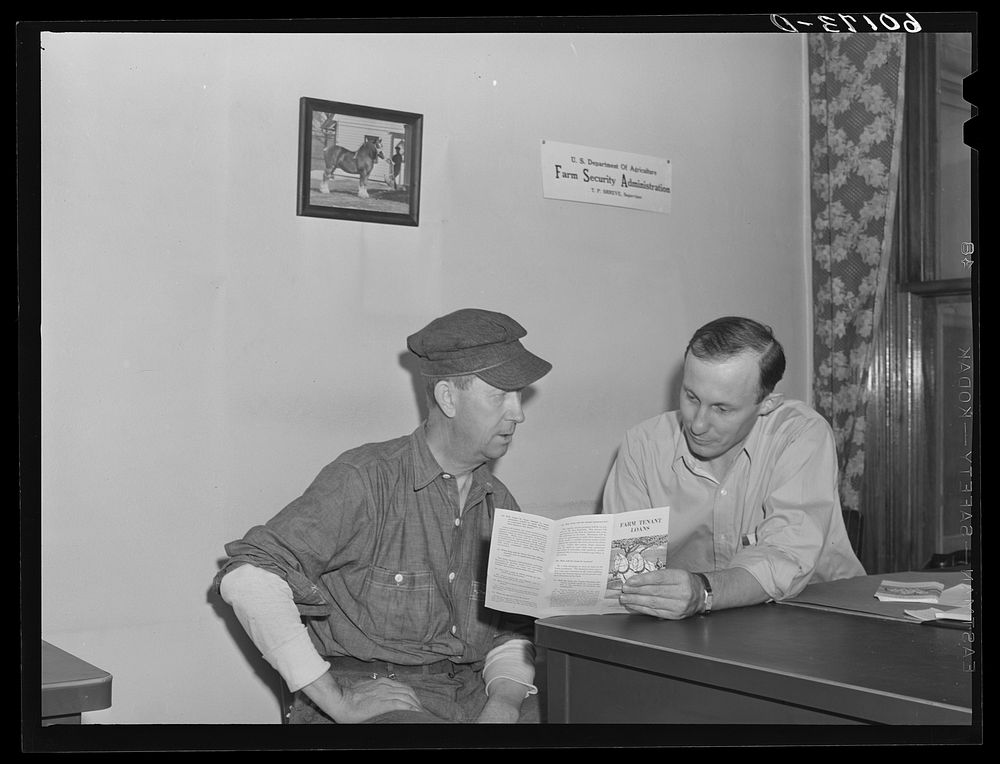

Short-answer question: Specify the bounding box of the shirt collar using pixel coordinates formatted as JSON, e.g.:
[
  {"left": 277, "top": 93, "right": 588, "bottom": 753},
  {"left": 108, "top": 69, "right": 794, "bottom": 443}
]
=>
[
  {"left": 410, "top": 424, "right": 444, "bottom": 491},
  {"left": 408, "top": 424, "right": 495, "bottom": 494},
  {"left": 673, "top": 411, "right": 762, "bottom": 474},
  {"left": 741, "top": 413, "right": 766, "bottom": 464},
  {"left": 670, "top": 413, "right": 691, "bottom": 468}
]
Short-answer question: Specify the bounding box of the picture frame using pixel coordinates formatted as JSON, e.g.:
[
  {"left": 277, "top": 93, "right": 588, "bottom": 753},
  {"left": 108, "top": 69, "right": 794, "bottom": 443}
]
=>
[{"left": 296, "top": 97, "right": 423, "bottom": 226}]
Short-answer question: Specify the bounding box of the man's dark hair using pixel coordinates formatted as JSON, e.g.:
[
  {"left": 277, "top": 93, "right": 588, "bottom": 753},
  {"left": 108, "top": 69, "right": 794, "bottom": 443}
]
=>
[{"left": 685, "top": 317, "right": 786, "bottom": 400}]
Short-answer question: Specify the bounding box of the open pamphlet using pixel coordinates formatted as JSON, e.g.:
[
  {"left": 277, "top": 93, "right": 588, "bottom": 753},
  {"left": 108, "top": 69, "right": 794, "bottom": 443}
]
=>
[{"left": 485, "top": 506, "right": 670, "bottom": 618}]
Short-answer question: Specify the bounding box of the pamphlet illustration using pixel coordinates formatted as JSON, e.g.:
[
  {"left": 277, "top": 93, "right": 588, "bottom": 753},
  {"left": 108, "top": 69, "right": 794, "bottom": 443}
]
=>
[
  {"left": 606, "top": 531, "right": 669, "bottom": 598},
  {"left": 485, "top": 506, "right": 669, "bottom": 618}
]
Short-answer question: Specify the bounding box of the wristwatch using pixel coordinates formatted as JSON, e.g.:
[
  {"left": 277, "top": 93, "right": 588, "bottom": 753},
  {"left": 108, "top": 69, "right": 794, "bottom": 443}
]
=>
[{"left": 693, "top": 572, "right": 713, "bottom": 614}]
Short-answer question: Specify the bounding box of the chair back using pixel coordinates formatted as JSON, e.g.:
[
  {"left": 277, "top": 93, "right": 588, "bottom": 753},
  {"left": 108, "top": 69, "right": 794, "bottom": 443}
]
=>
[{"left": 842, "top": 509, "right": 863, "bottom": 559}]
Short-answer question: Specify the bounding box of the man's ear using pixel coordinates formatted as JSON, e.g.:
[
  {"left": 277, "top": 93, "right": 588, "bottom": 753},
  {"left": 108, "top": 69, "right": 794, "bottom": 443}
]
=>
[
  {"left": 758, "top": 392, "right": 784, "bottom": 417},
  {"left": 434, "top": 379, "right": 458, "bottom": 418}
]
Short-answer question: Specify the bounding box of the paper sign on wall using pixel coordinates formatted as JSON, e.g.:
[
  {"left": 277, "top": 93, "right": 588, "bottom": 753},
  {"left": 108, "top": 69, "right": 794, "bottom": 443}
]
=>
[{"left": 540, "top": 140, "right": 672, "bottom": 214}]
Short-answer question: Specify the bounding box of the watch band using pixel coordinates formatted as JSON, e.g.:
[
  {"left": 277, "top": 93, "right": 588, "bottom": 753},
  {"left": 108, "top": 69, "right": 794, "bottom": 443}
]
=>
[{"left": 693, "top": 572, "right": 713, "bottom": 614}]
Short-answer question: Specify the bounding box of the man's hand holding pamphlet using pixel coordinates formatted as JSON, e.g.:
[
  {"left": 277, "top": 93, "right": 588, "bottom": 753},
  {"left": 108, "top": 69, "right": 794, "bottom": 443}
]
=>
[{"left": 485, "top": 506, "right": 670, "bottom": 618}]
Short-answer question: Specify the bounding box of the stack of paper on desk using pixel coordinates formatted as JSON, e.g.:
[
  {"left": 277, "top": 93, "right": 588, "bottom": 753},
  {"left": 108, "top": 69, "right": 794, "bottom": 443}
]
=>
[
  {"left": 903, "top": 606, "right": 973, "bottom": 623},
  {"left": 779, "top": 571, "right": 970, "bottom": 623},
  {"left": 937, "top": 582, "right": 973, "bottom": 607},
  {"left": 874, "top": 579, "right": 945, "bottom": 603},
  {"left": 903, "top": 583, "right": 973, "bottom": 622}
]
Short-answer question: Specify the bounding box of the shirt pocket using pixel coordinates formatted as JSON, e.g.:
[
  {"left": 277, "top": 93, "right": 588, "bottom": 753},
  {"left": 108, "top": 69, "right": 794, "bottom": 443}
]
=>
[{"left": 361, "top": 565, "right": 442, "bottom": 643}]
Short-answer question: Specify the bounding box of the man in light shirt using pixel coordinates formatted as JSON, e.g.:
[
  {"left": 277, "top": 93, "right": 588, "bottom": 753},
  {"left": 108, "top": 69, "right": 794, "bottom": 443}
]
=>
[
  {"left": 214, "top": 308, "right": 551, "bottom": 723},
  {"left": 602, "top": 316, "right": 864, "bottom": 620}
]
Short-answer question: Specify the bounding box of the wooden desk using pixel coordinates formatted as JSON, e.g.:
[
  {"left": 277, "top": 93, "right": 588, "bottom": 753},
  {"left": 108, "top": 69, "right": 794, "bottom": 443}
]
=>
[
  {"left": 536, "top": 600, "right": 973, "bottom": 725},
  {"left": 41, "top": 641, "right": 113, "bottom": 725}
]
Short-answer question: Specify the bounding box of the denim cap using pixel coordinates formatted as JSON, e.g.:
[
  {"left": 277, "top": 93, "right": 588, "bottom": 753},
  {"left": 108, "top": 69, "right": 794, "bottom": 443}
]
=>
[{"left": 407, "top": 308, "right": 552, "bottom": 391}]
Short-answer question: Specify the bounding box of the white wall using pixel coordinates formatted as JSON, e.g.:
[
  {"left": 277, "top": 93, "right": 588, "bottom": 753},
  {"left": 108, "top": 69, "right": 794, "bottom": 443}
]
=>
[{"left": 39, "top": 31, "right": 809, "bottom": 723}]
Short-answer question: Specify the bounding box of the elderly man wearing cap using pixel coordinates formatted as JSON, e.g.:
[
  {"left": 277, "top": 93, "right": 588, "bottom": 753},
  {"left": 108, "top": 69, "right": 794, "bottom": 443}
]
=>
[{"left": 214, "top": 308, "right": 551, "bottom": 724}]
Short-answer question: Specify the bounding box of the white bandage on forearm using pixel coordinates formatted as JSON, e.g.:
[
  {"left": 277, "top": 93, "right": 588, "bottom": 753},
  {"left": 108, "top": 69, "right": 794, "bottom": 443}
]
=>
[
  {"left": 482, "top": 639, "right": 538, "bottom": 697},
  {"left": 219, "top": 564, "right": 330, "bottom": 692}
]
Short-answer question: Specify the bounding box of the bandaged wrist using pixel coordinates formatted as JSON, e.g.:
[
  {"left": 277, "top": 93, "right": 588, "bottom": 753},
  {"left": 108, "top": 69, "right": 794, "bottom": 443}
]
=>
[
  {"left": 263, "top": 629, "right": 331, "bottom": 692},
  {"left": 483, "top": 639, "right": 538, "bottom": 697},
  {"left": 219, "top": 564, "right": 330, "bottom": 692}
]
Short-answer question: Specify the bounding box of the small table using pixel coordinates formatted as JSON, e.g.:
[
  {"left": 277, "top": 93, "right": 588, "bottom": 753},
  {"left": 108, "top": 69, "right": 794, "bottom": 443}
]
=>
[
  {"left": 536, "top": 575, "right": 973, "bottom": 725},
  {"left": 41, "top": 641, "right": 113, "bottom": 725}
]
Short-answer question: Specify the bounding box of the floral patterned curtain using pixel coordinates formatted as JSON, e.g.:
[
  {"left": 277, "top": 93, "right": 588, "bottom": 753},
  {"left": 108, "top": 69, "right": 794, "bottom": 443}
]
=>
[{"left": 809, "top": 33, "right": 906, "bottom": 517}]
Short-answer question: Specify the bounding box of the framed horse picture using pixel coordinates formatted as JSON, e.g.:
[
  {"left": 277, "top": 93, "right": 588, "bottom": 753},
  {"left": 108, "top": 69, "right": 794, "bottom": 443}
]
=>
[{"left": 296, "top": 97, "right": 423, "bottom": 226}]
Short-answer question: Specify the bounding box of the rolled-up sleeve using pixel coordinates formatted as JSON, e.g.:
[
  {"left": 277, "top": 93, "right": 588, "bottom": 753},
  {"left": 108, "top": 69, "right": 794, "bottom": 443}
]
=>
[
  {"left": 491, "top": 612, "right": 536, "bottom": 651},
  {"left": 212, "top": 461, "right": 372, "bottom": 616},
  {"left": 730, "top": 417, "right": 840, "bottom": 600}
]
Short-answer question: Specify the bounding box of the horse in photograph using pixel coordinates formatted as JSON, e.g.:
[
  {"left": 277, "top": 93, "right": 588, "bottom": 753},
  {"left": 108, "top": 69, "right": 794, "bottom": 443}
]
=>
[{"left": 320, "top": 136, "right": 385, "bottom": 198}]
